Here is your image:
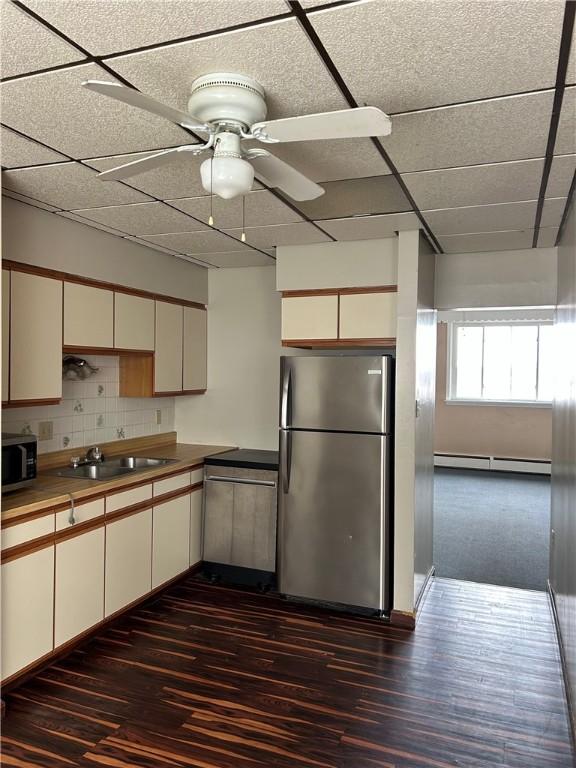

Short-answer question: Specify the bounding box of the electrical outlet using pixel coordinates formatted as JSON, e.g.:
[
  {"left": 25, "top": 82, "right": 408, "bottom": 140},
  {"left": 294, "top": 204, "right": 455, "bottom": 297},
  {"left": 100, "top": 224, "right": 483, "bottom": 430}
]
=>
[
  {"left": 38, "top": 421, "right": 53, "bottom": 441},
  {"left": 156, "top": 409, "right": 162, "bottom": 425}
]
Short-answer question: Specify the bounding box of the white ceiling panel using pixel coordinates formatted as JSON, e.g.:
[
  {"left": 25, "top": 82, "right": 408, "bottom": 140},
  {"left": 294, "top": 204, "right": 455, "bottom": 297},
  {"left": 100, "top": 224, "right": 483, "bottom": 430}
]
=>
[
  {"left": 1, "top": 127, "right": 68, "bottom": 168},
  {"left": 317, "top": 212, "right": 420, "bottom": 240},
  {"left": 0, "top": 0, "right": 83, "bottom": 79},
  {"left": 110, "top": 18, "right": 348, "bottom": 123},
  {"left": 2, "top": 162, "right": 152, "bottom": 209},
  {"left": 424, "top": 201, "right": 540, "bottom": 236},
  {"left": 125, "top": 236, "right": 179, "bottom": 254},
  {"left": 196, "top": 251, "right": 275, "bottom": 268},
  {"left": 296, "top": 175, "right": 410, "bottom": 220},
  {"left": 56, "top": 210, "right": 132, "bottom": 236},
  {"left": 167, "top": 189, "right": 302, "bottom": 229},
  {"left": 541, "top": 197, "right": 568, "bottom": 229},
  {"left": 224, "top": 222, "right": 331, "bottom": 250},
  {"left": 69, "top": 201, "right": 207, "bottom": 235},
  {"left": 22, "top": 0, "right": 287, "bottom": 56},
  {"left": 384, "top": 91, "right": 554, "bottom": 173},
  {"left": 1, "top": 189, "right": 59, "bottom": 211},
  {"left": 402, "top": 155, "right": 576, "bottom": 210},
  {"left": 138, "top": 229, "right": 252, "bottom": 254},
  {"left": 555, "top": 87, "right": 575, "bottom": 155},
  {"left": 538, "top": 227, "right": 559, "bottom": 247},
  {"left": 309, "top": 0, "right": 564, "bottom": 113},
  {"left": 439, "top": 230, "right": 536, "bottom": 253},
  {"left": 0, "top": 62, "right": 192, "bottom": 159}
]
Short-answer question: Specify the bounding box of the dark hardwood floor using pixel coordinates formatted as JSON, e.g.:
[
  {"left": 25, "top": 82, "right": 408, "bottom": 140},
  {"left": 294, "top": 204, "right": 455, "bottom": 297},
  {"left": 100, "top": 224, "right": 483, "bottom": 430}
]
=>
[{"left": 1, "top": 576, "right": 574, "bottom": 767}]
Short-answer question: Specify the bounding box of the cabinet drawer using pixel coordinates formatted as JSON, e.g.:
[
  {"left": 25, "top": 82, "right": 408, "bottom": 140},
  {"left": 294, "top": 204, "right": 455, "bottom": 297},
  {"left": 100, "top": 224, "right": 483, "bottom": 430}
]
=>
[
  {"left": 56, "top": 498, "right": 104, "bottom": 531},
  {"left": 106, "top": 483, "right": 152, "bottom": 514},
  {"left": 190, "top": 467, "right": 203, "bottom": 485},
  {"left": 1, "top": 513, "right": 55, "bottom": 550},
  {"left": 153, "top": 471, "right": 191, "bottom": 497}
]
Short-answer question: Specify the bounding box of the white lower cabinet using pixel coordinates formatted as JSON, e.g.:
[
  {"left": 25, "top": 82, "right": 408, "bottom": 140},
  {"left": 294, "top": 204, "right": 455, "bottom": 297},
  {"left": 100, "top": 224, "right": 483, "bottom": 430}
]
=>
[
  {"left": 152, "top": 493, "right": 191, "bottom": 588},
  {"left": 1, "top": 546, "right": 55, "bottom": 680},
  {"left": 55, "top": 527, "right": 105, "bottom": 647},
  {"left": 105, "top": 508, "right": 152, "bottom": 617},
  {"left": 190, "top": 486, "right": 203, "bottom": 566}
]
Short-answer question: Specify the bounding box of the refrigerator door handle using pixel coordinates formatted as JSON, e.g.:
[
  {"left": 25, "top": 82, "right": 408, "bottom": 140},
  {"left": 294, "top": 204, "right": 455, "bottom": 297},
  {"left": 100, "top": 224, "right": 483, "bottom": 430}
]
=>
[
  {"left": 280, "top": 429, "right": 292, "bottom": 494},
  {"left": 280, "top": 363, "right": 292, "bottom": 429}
]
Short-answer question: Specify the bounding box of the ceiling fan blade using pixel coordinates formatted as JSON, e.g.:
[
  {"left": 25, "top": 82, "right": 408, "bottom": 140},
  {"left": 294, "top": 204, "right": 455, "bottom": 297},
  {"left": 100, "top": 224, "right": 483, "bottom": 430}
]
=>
[
  {"left": 82, "top": 80, "right": 211, "bottom": 133},
  {"left": 251, "top": 106, "right": 391, "bottom": 143},
  {"left": 97, "top": 145, "right": 204, "bottom": 181},
  {"left": 246, "top": 150, "right": 324, "bottom": 201}
]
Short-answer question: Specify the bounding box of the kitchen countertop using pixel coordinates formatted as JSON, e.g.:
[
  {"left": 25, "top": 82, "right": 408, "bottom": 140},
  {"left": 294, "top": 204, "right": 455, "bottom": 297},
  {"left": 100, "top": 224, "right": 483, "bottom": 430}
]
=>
[
  {"left": 2, "top": 442, "right": 234, "bottom": 523},
  {"left": 204, "top": 449, "right": 279, "bottom": 471}
]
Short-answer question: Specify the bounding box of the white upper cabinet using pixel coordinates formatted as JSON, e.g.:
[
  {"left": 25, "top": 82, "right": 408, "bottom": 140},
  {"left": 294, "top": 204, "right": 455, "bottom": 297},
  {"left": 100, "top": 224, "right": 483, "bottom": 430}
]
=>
[
  {"left": 281, "top": 295, "right": 338, "bottom": 341},
  {"left": 2, "top": 270, "right": 10, "bottom": 402},
  {"left": 339, "top": 291, "right": 397, "bottom": 340},
  {"left": 10, "top": 271, "right": 62, "bottom": 402},
  {"left": 183, "top": 306, "right": 207, "bottom": 391},
  {"left": 114, "top": 292, "right": 155, "bottom": 351},
  {"left": 154, "top": 301, "right": 183, "bottom": 393},
  {"left": 64, "top": 282, "right": 114, "bottom": 349}
]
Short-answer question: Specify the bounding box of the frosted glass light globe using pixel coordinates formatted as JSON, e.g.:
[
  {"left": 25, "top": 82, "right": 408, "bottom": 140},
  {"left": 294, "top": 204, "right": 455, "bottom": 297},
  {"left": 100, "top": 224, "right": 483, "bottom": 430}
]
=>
[{"left": 200, "top": 156, "right": 254, "bottom": 200}]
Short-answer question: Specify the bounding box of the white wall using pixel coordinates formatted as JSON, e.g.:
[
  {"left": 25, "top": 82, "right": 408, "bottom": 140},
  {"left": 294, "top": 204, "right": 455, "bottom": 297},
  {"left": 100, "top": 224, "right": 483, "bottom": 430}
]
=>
[
  {"left": 1, "top": 197, "right": 207, "bottom": 303},
  {"left": 176, "top": 266, "right": 282, "bottom": 450},
  {"left": 435, "top": 247, "right": 557, "bottom": 310}
]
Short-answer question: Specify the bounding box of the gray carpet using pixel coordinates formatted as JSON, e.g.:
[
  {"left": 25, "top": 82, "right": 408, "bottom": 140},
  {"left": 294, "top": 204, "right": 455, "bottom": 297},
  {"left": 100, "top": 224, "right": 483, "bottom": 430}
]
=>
[{"left": 433, "top": 468, "right": 551, "bottom": 591}]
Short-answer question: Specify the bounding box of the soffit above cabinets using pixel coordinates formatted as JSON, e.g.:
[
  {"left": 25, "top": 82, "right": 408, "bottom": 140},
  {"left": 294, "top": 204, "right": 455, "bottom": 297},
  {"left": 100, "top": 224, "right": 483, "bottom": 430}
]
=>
[{"left": 0, "top": 0, "right": 573, "bottom": 267}]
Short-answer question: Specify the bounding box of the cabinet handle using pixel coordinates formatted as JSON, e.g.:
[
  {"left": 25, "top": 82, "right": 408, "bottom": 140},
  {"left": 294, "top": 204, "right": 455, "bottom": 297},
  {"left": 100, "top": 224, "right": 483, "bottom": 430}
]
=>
[
  {"left": 67, "top": 494, "right": 76, "bottom": 525},
  {"left": 205, "top": 476, "right": 276, "bottom": 488}
]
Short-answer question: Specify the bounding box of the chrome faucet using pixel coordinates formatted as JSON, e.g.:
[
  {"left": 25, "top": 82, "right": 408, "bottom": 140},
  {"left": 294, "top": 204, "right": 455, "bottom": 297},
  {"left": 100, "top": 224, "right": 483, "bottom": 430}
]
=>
[{"left": 69, "top": 446, "right": 105, "bottom": 467}]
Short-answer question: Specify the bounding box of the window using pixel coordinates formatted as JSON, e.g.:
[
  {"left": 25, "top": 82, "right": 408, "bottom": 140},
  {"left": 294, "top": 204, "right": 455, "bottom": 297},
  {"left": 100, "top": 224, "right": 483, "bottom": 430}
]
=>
[{"left": 448, "top": 322, "right": 554, "bottom": 405}]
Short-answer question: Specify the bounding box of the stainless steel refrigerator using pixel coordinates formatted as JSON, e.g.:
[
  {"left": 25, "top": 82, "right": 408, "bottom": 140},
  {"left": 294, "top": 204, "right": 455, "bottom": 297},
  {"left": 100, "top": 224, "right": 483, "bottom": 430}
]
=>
[{"left": 278, "top": 354, "right": 393, "bottom": 614}]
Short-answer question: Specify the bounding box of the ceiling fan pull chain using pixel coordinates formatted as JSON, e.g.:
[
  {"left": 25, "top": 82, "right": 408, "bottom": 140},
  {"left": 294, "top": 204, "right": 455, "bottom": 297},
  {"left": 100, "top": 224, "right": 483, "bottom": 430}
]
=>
[
  {"left": 208, "top": 142, "right": 216, "bottom": 226},
  {"left": 241, "top": 195, "right": 246, "bottom": 242}
]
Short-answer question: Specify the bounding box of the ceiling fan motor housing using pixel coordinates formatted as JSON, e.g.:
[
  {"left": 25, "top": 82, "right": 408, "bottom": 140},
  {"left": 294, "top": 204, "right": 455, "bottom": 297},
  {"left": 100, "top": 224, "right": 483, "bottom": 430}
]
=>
[{"left": 188, "top": 73, "right": 267, "bottom": 130}]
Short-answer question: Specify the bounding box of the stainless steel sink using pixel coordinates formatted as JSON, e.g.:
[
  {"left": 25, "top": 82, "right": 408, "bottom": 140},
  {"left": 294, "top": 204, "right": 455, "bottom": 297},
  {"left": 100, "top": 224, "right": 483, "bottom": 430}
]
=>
[{"left": 53, "top": 456, "right": 178, "bottom": 481}]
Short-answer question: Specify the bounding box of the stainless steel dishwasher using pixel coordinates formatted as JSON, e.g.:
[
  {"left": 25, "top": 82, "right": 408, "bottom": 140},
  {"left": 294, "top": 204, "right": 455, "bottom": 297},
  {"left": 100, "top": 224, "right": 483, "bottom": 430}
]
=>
[{"left": 203, "top": 450, "right": 278, "bottom": 588}]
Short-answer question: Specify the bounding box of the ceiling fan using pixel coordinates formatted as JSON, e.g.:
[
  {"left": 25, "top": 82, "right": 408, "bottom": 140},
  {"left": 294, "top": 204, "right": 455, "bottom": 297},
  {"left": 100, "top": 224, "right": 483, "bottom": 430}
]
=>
[{"left": 82, "top": 73, "right": 392, "bottom": 201}]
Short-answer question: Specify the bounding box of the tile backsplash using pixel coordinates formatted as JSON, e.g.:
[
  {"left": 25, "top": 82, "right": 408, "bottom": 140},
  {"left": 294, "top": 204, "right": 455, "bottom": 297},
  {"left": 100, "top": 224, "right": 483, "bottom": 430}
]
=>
[{"left": 2, "top": 356, "right": 175, "bottom": 454}]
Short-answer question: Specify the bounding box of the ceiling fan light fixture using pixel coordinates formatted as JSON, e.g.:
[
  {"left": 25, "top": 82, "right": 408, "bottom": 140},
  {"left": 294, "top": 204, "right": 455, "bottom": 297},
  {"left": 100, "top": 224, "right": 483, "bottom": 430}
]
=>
[{"left": 200, "top": 155, "right": 254, "bottom": 200}]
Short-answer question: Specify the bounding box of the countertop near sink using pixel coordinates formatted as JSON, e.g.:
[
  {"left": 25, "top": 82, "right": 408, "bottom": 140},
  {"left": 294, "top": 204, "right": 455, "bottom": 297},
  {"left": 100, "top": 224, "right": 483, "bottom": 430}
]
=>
[
  {"left": 2, "top": 440, "right": 234, "bottom": 523},
  {"left": 205, "top": 449, "right": 279, "bottom": 471}
]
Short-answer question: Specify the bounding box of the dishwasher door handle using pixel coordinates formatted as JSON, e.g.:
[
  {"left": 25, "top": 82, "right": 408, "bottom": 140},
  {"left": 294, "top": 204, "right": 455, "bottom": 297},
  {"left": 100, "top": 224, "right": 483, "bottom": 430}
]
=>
[{"left": 205, "top": 475, "right": 277, "bottom": 488}]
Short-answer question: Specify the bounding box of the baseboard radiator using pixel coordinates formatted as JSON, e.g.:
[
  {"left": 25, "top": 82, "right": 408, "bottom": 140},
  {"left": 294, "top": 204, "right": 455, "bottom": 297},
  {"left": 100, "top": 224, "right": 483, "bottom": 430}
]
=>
[{"left": 434, "top": 453, "right": 551, "bottom": 475}]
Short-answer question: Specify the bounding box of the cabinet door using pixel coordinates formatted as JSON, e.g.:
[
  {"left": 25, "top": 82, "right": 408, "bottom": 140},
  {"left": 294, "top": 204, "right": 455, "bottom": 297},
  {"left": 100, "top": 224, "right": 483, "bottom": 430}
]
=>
[
  {"left": 281, "top": 295, "right": 338, "bottom": 341},
  {"left": 64, "top": 282, "right": 114, "bottom": 348},
  {"left": 1, "top": 546, "right": 54, "bottom": 681},
  {"left": 105, "top": 508, "right": 152, "bottom": 617},
  {"left": 339, "top": 291, "right": 397, "bottom": 340},
  {"left": 183, "top": 306, "right": 207, "bottom": 391},
  {"left": 55, "top": 527, "right": 104, "bottom": 647},
  {"left": 154, "top": 301, "right": 183, "bottom": 393},
  {"left": 152, "top": 493, "right": 190, "bottom": 588},
  {"left": 115, "top": 292, "right": 155, "bottom": 351},
  {"left": 190, "top": 486, "right": 203, "bottom": 566},
  {"left": 2, "top": 270, "right": 9, "bottom": 402},
  {"left": 10, "top": 271, "right": 62, "bottom": 402}
]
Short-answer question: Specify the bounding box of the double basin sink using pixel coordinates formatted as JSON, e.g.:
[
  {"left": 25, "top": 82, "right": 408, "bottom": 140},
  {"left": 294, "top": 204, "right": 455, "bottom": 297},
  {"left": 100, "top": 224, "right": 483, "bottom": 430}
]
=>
[{"left": 54, "top": 456, "right": 178, "bottom": 481}]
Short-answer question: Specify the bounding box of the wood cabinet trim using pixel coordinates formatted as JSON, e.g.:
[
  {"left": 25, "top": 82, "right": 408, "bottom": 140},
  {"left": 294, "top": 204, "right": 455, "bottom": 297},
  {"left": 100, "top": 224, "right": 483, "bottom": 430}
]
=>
[
  {"left": 55, "top": 515, "right": 105, "bottom": 543},
  {"left": 4, "top": 398, "right": 61, "bottom": 408},
  {"left": 3, "top": 260, "right": 207, "bottom": 311},
  {"left": 64, "top": 346, "right": 154, "bottom": 357},
  {"left": 1, "top": 533, "right": 55, "bottom": 563},
  {"left": 282, "top": 285, "right": 397, "bottom": 298},
  {"left": 153, "top": 483, "right": 202, "bottom": 508},
  {"left": 2, "top": 507, "right": 56, "bottom": 528},
  {"left": 105, "top": 501, "right": 154, "bottom": 525},
  {"left": 282, "top": 338, "right": 396, "bottom": 348}
]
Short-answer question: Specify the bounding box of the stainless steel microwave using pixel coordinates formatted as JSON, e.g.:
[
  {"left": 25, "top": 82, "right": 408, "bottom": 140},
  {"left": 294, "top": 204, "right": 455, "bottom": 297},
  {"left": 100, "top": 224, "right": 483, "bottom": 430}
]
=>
[{"left": 2, "top": 433, "right": 37, "bottom": 492}]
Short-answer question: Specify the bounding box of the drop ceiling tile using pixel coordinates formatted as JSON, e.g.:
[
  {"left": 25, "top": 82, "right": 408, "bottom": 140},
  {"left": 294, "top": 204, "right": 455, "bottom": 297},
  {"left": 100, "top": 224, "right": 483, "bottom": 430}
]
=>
[
  {"left": 125, "top": 236, "right": 180, "bottom": 254},
  {"left": 541, "top": 197, "right": 568, "bottom": 229},
  {"left": 0, "top": 0, "right": 84, "bottom": 79},
  {"left": 167, "top": 189, "right": 302, "bottom": 229},
  {"left": 1, "top": 189, "right": 59, "bottom": 211},
  {"left": 439, "top": 230, "right": 535, "bottom": 254},
  {"left": 556, "top": 87, "right": 575, "bottom": 155},
  {"left": 384, "top": 91, "right": 554, "bottom": 172},
  {"left": 538, "top": 227, "right": 559, "bottom": 248},
  {"left": 0, "top": 62, "right": 192, "bottom": 159},
  {"left": 1, "top": 127, "right": 68, "bottom": 168},
  {"left": 2, "top": 162, "right": 152, "bottom": 209},
  {"left": 423, "top": 201, "right": 539, "bottom": 236},
  {"left": 198, "top": 251, "right": 276, "bottom": 268},
  {"left": 139, "top": 229, "right": 251, "bottom": 254},
  {"left": 110, "top": 18, "right": 348, "bottom": 124},
  {"left": 223, "top": 222, "right": 331, "bottom": 249},
  {"left": 402, "top": 155, "right": 576, "bottom": 210},
  {"left": 309, "top": 0, "right": 564, "bottom": 113},
  {"left": 296, "top": 176, "right": 410, "bottom": 220},
  {"left": 22, "top": 0, "right": 288, "bottom": 56},
  {"left": 317, "top": 212, "right": 420, "bottom": 240},
  {"left": 69, "top": 201, "right": 207, "bottom": 235},
  {"left": 56, "top": 211, "right": 132, "bottom": 236}
]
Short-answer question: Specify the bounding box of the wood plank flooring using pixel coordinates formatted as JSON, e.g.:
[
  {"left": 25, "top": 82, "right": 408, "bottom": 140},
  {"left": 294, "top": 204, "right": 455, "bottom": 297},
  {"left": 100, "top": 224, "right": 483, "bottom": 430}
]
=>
[{"left": 1, "top": 576, "right": 574, "bottom": 767}]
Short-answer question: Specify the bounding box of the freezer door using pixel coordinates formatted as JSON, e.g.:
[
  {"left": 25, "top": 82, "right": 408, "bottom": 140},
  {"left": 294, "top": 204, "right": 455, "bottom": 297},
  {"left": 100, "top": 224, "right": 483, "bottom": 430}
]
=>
[
  {"left": 280, "top": 355, "right": 392, "bottom": 433},
  {"left": 278, "top": 429, "right": 390, "bottom": 610}
]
